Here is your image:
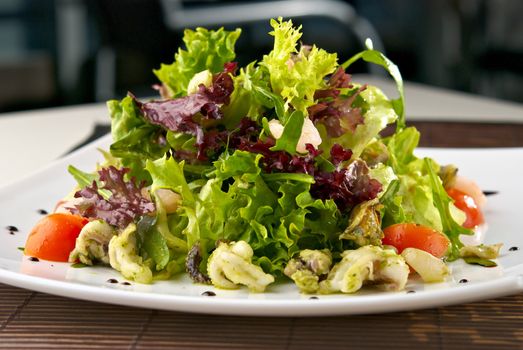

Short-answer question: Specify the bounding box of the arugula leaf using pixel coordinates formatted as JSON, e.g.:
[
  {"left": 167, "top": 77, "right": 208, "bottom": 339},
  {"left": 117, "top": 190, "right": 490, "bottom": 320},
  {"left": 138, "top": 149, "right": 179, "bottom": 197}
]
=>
[
  {"left": 252, "top": 84, "right": 286, "bottom": 121},
  {"left": 154, "top": 27, "right": 241, "bottom": 97},
  {"left": 262, "top": 173, "right": 314, "bottom": 183},
  {"left": 424, "top": 158, "right": 472, "bottom": 260},
  {"left": 342, "top": 41, "right": 405, "bottom": 130},
  {"left": 270, "top": 110, "right": 304, "bottom": 154},
  {"left": 141, "top": 227, "right": 170, "bottom": 270},
  {"left": 221, "top": 62, "right": 272, "bottom": 127}
]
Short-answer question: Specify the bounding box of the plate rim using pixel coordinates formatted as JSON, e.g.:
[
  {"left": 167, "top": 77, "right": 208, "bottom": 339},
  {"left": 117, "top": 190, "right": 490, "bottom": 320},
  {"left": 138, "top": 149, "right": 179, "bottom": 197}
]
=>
[{"left": 0, "top": 263, "right": 521, "bottom": 316}]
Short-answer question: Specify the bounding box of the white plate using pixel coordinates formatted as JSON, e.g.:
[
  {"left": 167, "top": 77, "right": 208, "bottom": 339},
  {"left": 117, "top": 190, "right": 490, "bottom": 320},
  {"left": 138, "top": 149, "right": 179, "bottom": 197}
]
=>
[{"left": 0, "top": 134, "right": 522, "bottom": 316}]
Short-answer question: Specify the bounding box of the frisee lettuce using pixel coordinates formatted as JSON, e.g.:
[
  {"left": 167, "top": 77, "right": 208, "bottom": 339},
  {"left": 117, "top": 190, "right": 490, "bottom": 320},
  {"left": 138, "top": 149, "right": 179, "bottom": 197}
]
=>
[
  {"left": 262, "top": 17, "right": 338, "bottom": 114},
  {"left": 154, "top": 27, "right": 241, "bottom": 97}
]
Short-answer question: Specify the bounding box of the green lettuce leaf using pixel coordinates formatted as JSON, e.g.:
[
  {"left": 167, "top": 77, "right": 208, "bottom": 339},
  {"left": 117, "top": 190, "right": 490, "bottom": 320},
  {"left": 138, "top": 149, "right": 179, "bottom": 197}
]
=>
[
  {"left": 154, "top": 27, "right": 241, "bottom": 97},
  {"left": 146, "top": 156, "right": 195, "bottom": 206},
  {"left": 145, "top": 150, "right": 343, "bottom": 275},
  {"left": 261, "top": 17, "right": 337, "bottom": 113},
  {"left": 382, "top": 127, "right": 442, "bottom": 230},
  {"left": 108, "top": 96, "right": 168, "bottom": 182},
  {"left": 369, "top": 163, "right": 397, "bottom": 197}
]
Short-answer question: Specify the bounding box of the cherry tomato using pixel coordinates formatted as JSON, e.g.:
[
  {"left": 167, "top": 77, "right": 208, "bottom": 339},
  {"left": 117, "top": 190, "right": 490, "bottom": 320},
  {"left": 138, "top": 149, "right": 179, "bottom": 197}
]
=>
[
  {"left": 25, "top": 213, "right": 89, "bottom": 262},
  {"left": 447, "top": 188, "right": 484, "bottom": 228},
  {"left": 382, "top": 223, "right": 450, "bottom": 258}
]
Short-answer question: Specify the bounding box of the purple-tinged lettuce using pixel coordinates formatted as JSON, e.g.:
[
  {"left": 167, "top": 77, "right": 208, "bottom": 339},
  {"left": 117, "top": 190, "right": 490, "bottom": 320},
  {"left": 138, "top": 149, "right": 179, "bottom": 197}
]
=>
[
  {"left": 308, "top": 67, "right": 367, "bottom": 139},
  {"left": 311, "top": 159, "right": 382, "bottom": 212},
  {"left": 135, "top": 69, "right": 235, "bottom": 160},
  {"left": 71, "top": 166, "right": 155, "bottom": 228}
]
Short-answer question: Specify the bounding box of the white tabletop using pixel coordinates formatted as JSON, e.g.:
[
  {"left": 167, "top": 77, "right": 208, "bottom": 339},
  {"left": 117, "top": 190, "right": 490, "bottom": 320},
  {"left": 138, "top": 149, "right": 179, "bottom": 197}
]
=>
[{"left": 1, "top": 75, "right": 522, "bottom": 187}]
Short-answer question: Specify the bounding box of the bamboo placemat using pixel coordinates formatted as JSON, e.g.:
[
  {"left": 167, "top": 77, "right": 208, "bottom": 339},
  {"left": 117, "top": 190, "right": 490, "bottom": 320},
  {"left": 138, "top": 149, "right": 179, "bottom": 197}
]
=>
[{"left": 1, "top": 121, "right": 523, "bottom": 349}]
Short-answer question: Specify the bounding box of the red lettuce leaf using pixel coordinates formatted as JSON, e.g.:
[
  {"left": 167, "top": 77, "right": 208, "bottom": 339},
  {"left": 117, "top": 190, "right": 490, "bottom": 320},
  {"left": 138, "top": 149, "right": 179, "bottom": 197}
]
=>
[
  {"left": 135, "top": 66, "right": 235, "bottom": 160},
  {"left": 308, "top": 67, "right": 366, "bottom": 138},
  {"left": 330, "top": 144, "right": 353, "bottom": 166},
  {"left": 310, "top": 159, "right": 382, "bottom": 211},
  {"left": 71, "top": 166, "right": 155, "bottom": 228}
]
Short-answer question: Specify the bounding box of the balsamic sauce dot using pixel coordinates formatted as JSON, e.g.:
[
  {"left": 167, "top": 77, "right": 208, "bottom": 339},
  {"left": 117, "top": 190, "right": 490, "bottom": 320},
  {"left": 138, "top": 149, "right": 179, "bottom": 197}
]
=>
[
  {"left": 6, "top": 225, "right": 18, "bottom": 232},
  {"left": 509, "top": 246, "right": 519, "bottom": 252},
  {"left": 482, "top": 190, "right": 498, "bottom": 196},
  {"left": 106, "top": 278, "right": 118, "bottom": 284},
  {"left": 459, "top": 279, "right": 468, "bottom": 284},
  {"left": 407, "top": 290, "right": 416, "bottom": 294},
  {"left": 37, "top": 209, "right": 48, "bottom": 215},
  {"left": 121, "top": 282, "right": 132, "bottom": 286},
  {"left": 28, "top": 257, "right": 39, "bottom": 262},
  {"left": 309, "top": 296, "right": 319, "bottom": 300},
  {"left": 9, "top": 231, "right": 14, "bottom": 235},
  {"left": 201, "top": 291, "right": 216, "bottom": 296}
]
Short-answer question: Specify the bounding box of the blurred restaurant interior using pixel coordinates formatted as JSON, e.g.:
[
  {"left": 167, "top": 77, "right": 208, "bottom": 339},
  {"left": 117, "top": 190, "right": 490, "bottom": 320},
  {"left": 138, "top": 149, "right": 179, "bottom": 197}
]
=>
[{"left": 0, "top": 0, "right": 521, "bottom": 113}]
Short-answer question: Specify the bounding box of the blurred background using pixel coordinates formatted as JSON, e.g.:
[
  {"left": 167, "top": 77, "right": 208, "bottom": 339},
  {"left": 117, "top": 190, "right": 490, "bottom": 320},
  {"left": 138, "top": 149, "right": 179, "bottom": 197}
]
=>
[{"left": 0, "top": 0, "right": 521, "bottom": 113}]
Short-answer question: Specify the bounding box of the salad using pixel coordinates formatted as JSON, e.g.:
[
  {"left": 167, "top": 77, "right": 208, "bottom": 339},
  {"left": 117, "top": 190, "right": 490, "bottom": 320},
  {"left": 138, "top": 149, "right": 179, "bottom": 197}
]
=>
[{"left": 24, "top": 18, "right": 501, "bottom": 294}]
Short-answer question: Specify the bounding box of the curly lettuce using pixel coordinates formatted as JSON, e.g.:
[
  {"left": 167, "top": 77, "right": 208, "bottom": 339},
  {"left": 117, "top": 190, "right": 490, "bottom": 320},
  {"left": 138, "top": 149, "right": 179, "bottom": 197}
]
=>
[
  {"left": 261, "top": 17, "right": 338, "bottom": 113},
  {"left": 154, "top": 27, "right": 241, "bottom": 97},
  {"left": 145, "top": 151, "right": 343, "bottom": 275}
]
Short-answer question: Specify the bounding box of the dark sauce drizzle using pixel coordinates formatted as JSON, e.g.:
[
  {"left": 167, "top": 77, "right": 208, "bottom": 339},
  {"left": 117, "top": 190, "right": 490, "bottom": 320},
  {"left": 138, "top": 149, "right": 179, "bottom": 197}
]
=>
[
  {"left": 406, "top": 290, "right": 416, "bottom": 294},
  {"left": 106, "top": 278, "right": 118, "bottom": 284},
  {"left": 482, "top": 190, "right": 498, "bottom": 196},
  {"left": 309, "top": 296, "right": 319, "bottom": 300},
  {"left": 28, "top": 257, "right": 39, "bottom": 262},
  {"left": 509, "top": 246, "right": 519, "bottom": 251},
  {"left": 201, "top": 291, "right": 216, "bottom": 296},
  {"left": 37, "top": 209, "right": 48, "bottom": 215},
  {"left": 121, "top": 282, "right": 132, "bottom": 286},
  {"left": 6, "top": 225, "right": 18, "bottom": 232},
  {"left": 459, "top": 279, "right": 468, "bottom": 284}
]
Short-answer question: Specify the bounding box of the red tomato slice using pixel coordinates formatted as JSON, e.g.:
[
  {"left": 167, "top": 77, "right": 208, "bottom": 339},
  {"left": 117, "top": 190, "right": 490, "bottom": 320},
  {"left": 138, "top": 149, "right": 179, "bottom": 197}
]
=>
[
  {"left": 447, "top": 188, "right": 484, "bottom": 228},
  {"left": 382, "top": 223, "right": 450, "bottom": 258},
  {"left": 25, "top": 213, "right": 89, "bottom": 262}
]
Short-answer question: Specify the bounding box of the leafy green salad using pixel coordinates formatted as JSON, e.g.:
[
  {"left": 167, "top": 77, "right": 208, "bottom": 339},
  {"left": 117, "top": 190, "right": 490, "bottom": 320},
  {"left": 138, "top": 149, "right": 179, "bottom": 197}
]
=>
[{"left": 50, "top": 18, "right": 499, "bottom": 294}]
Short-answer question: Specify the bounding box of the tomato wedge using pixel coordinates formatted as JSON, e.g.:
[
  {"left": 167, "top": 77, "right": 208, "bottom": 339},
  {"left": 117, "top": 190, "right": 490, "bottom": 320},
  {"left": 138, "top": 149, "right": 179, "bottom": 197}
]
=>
[
  {"left": 382, "top": 223, "right": 450, "bottom": 258},
  {"left": 447, "top": 188, "right": 484, "bottom": 228},
  {"left": 25, "top": 213, "right": 89, "bottom": 262}
]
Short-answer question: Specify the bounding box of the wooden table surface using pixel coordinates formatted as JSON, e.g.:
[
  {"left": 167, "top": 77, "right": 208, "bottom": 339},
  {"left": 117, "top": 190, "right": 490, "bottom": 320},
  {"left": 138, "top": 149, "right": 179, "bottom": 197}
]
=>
[{"left": 1, "top": 121, "right": 523, "bottom": 349}]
